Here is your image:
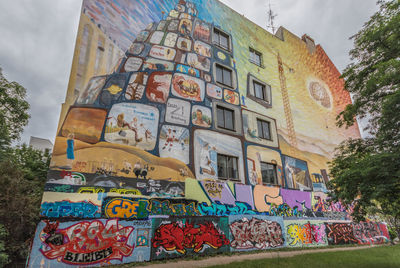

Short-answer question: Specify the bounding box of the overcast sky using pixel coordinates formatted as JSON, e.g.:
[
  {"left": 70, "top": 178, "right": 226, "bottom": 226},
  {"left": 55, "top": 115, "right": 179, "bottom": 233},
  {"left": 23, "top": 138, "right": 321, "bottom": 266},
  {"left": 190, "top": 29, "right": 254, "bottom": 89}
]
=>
[{"left": 0, "top": 0, "right": 378, "bottom": 144}]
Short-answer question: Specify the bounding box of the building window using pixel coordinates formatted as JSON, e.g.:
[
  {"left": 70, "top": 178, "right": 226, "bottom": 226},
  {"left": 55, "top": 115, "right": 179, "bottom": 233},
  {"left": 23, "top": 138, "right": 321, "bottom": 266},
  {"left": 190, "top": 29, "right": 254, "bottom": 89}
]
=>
[
  {"left": 218, "top": 154, "right": 239, "bottom": 180},
  {"left": 261, "top": 162, "right": 277, "bottom": 185},
  {"left": 249, "top": 48, "right": 262, "bottom": 66},
  {"left": 247, "top": 74, "right": 272, "bottom": 106},
  {"left": 213, "top": 28, "right": 230, "bottom": 51},
  {"left": 217, "top": 106, "right": 235, "bottom": 131},
  {"left": 216, "top": 64, "right": 232, "bottom": 87},
  {"left": 257, "top": 119, "right": 271, "bottom": 140},
  {"left": 254, "top": 81, "right": 268, "bottom": 101}
]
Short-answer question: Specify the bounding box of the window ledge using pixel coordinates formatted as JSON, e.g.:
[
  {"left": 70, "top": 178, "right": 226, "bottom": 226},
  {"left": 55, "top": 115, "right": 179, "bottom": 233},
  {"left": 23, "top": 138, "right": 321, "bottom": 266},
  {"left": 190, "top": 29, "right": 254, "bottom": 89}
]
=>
[
  {"left": 249, "top": 59, "right": 265, "bottom": 68},
  {"left": 247, "top": 94, "right": 272, "bottom": 108},
  {"left": 216, "top": 81, "right": 235, "bottom": 90},
  {"left": 262, "top": 183, "right": 281, "bottom": 188},
  {"left": 219, "top": 178, "right": 240, "bottom": 182},
  {"left": 213, "top": 42, "right": 232, "bottom": 53},
  {"left": 217, "top": 125, "right": 236, "bottom": 132}
]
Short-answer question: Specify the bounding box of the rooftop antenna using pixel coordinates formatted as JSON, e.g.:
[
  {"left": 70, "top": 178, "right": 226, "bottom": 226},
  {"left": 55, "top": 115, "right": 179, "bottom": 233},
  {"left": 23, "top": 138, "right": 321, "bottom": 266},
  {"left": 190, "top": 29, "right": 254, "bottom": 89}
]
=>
[{"left": 267, "top": 1, "right": 277, "bottom": 34}]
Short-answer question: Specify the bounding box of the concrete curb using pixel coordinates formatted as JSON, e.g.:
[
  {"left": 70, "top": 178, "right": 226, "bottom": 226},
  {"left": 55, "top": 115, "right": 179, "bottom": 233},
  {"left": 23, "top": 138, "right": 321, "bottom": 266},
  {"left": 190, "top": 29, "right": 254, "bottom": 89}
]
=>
[{"left": 134, "top": 245, "right": 374, "bottom": 268}]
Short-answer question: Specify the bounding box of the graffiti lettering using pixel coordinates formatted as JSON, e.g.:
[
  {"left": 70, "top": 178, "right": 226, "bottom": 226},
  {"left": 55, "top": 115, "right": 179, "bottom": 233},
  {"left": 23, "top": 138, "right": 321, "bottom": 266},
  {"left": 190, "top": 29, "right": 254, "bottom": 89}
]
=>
[
  {"left": 313, "top": 196, "right": 354, "bottom": 214},
  {"left": 40, "top": 219, "right": 134, "bottom": 265},
  {"left": 73, "top": 161, "right": 87, "bottom": 172},
  {"left": 77, "top": 187, "right": 106, "bottom": 194},
  {"left": 230, "top": 218, "right": 284, "bottom": 249},
  {"left": 198, "top": 202, "right": 256, "bottom": 216},
  {"left": 152, "top": 221, "right": 229, "bottom": 254},
  {"left": 269, "top": 203, "right": 303, "bottom": 217},
  {"left": 325, "top": 223, "right": 358, "bottom": 245},
  {"left": 51, "top": 184, "right": 74, "bottom": 193},
  {"left": 103, "top": 197, "right": 149, "bottom": 219},
  {"left": 203, "top": 181, "right": 223, "bottom": 198},
  {"left": 109, "top": 188, "right": 142, "bottom": 195},
  {"left": 150, "top": 199, "right": 199, "bottom": 216},
  {"left": 102, "top": 197, "right": 200, "bottom": 218},
  {"left": 63, "top": 247, "right": 113, "bottom": 264},
  {"left": 41, "top": 201, "right": 101, "bottom": 218},
  {"left": 322, "top": 211, "right": 347, "bottom": 220},
  {"left": 353, "top": 222, "right": 389, "bottom": 245},
  {"left": 286, "top": 222, "right": 327, "bottom": 246}
]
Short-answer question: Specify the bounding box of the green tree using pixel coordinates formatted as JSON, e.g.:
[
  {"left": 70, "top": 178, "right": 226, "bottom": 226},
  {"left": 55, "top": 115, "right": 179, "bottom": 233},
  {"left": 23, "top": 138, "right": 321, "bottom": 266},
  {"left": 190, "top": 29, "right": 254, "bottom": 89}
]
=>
[
  {"left": 0, "top": 68, "right": 50, "bottom": 264},
  {"left": 0, "top": 68, "right": 30, "bottom": 155},
  {"left": 0, "top": 146, "right": 50, "bottom": 264},
  {"left": 330, "top": 0, "right": 400, "bottom": 239},
  {"left": 0, "top": 224, "right": 9, "bottom": 267}
]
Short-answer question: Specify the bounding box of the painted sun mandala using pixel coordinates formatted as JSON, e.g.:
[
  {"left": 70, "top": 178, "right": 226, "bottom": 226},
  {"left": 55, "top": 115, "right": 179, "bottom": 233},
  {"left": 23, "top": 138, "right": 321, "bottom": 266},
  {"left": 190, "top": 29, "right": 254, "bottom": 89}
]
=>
[{"left": 308, "top": 81, "right": 332, "bottom": 109}]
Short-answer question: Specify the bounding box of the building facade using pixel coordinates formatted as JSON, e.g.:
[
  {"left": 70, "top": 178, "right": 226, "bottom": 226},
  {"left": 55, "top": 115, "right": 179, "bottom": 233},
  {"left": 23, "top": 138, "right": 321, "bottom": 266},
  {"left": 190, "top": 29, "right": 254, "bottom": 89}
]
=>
[
  {"left": 29, "top": 136, "right": 53, "bottom": 152},
  {"left": 27, "top": 0, "right": 389, "bottom": 267}
]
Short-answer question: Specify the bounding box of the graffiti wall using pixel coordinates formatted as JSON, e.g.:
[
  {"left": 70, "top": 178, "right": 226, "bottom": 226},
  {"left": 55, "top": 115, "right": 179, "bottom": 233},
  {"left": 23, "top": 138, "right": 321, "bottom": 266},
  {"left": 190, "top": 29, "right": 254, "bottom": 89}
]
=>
[
  {"left": 284, "top": 220, "right": 328, "bottom": 247},
  {"left": 352, "top": 222, "right": 390, "bottom": 245},
  {"left": 325, "top": 223, "right": 359, "bottom": 245},
  {"left": 325, "top": 222, "right": 390, "bottom": 245},
  {"left": 185, "top": 178, "right": 350, "bottom": 219},
  {"left": 151, "top": 216, "right": 230, "bottom": 260},
  {"left": 229, "top": 215, "right": 285, "bottom": 251},
  {"left": 29, "top": 0, "right": 389, "bottom": 266},
  {"left": 28, "top": 219, "right": 152, "bottom": 267}
]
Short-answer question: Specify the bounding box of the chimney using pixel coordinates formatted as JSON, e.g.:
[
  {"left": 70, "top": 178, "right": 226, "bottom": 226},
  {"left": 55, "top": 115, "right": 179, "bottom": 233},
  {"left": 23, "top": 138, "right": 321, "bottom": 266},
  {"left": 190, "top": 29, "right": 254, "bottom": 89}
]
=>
[{"left": 302, "top": 34, "right": 316, "bottom": 54}]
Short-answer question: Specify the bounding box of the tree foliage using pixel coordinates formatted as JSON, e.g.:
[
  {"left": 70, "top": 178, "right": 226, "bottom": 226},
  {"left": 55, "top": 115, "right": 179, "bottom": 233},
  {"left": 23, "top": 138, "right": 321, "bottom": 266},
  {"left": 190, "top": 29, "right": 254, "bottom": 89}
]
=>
[
  {"left": 0, "top": 224, "right": 9, "bottom": 267},
  {"left": 330, "top": 0, "right": 400, "bottom": 238},
  {"left": 0, "top": 67, "right": 50, "bottom": 265},
  {"left": 0, "top": 68, "right": 30, "bottom": 152},
  {"left": 0, "top": 146, "right": 50, "bottom": 265}
]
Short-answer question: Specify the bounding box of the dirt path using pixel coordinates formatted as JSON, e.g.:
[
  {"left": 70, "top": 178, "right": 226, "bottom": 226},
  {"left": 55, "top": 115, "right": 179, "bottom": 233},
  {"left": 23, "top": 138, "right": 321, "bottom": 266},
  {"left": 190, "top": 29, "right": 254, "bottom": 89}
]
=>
[{"left": 135, "top": 246, "right": 374, "bottom": 268}]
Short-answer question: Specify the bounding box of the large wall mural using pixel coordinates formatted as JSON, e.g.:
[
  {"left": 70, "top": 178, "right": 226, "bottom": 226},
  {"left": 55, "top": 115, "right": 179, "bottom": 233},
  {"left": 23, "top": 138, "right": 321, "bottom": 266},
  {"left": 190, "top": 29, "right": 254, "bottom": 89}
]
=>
[{"left": 28, "top": 0, "right": 389, "bottom": 266}]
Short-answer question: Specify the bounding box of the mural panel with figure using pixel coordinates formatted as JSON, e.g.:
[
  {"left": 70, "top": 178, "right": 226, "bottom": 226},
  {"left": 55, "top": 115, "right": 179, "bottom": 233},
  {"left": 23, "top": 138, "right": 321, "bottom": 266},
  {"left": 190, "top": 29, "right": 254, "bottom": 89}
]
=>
[{"left": 105, "top": 103, "right": 159, "bottom": 150}]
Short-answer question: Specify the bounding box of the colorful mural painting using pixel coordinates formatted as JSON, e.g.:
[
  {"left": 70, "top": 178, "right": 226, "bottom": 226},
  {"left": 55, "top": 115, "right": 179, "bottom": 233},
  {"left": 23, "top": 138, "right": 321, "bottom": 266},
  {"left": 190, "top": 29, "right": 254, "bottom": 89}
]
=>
[
  {"left": 27, "top": 219, "right": 151, "bottom": 267},
  {"left": 29, "top": 0, "right": 390, "bottom": 266},
  {"left": 325, "top": 222, "right": 390, "bottom": 245},
  {"left": 229, "top": 215, "right": 285, "bottom": 251},
  {"left": 325, "top": 223, "right": 359, "bottom": 245},
  {"left": 284, "top": 220, "right": 328, "bottom": 247},
  {"left": 159, "top": 125, "right": 190, "bottom": 164},
  {"left": 151, "top": 216, "right": 230, "bottom": 260},
  {"left": 104, "top": 103, "right": 159, "bottom": 150},
  {"left": 352, "top": 222, "right": 390, "bottom": 245}
]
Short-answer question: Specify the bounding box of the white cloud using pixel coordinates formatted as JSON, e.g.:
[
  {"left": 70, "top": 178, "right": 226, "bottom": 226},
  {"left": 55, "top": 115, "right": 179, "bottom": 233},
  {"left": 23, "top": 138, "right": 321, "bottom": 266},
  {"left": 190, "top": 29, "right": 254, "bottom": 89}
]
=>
[{"left": 0, "top": 0, "right": 82, "bottom": 144}]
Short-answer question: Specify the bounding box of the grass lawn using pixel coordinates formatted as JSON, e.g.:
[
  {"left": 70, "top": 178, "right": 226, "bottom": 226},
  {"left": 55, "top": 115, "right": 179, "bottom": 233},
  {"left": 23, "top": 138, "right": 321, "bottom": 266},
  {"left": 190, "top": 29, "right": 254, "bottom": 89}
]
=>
[{"left": 208, "top": 245, "right": 400, "bottom": 268}]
